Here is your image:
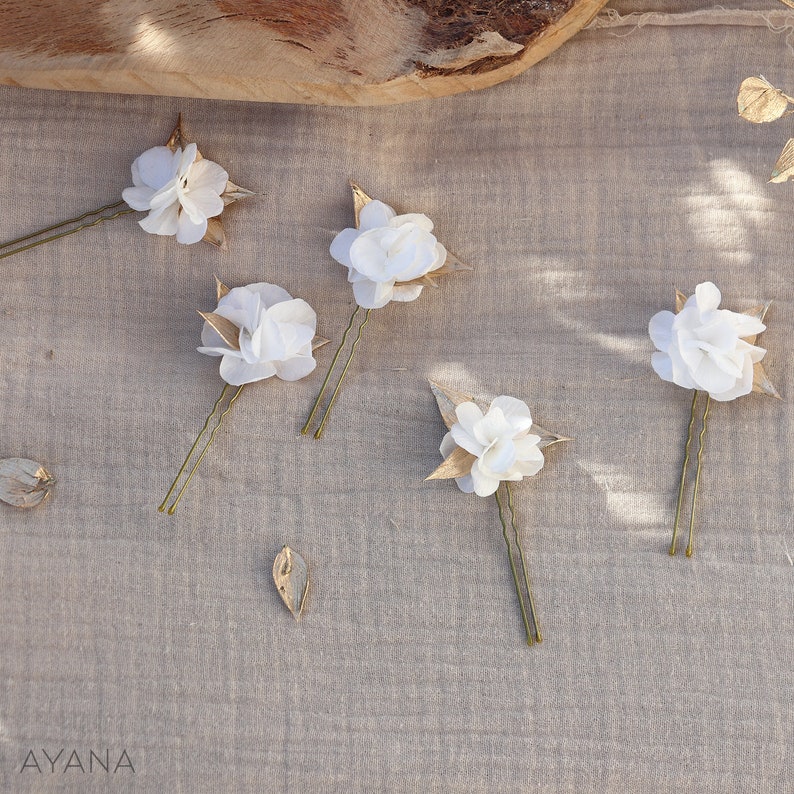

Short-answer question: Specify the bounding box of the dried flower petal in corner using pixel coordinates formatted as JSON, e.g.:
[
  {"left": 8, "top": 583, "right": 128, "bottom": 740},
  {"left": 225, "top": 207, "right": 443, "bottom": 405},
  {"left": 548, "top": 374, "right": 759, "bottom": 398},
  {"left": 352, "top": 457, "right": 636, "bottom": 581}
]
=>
[
  {"left": 301, "top": 181, "right": 470, "bottom": 439},
  {"left": 0, "top": 458, "right": 55, "bottom": 508},
  {"left": 158, "top": 278, "right": 328, "bottom": 514},
  {"left": 0, "top": 115, "right": 253, "bottom": 261},
  {"left": 425, "top": 381, "right": 569, "bottom": 646},
  {"left": 273, "top": 546, "right": 309, "bottom": 620},
  {"left": 649, "top": 282, "right": 778, "bottom": 557}
]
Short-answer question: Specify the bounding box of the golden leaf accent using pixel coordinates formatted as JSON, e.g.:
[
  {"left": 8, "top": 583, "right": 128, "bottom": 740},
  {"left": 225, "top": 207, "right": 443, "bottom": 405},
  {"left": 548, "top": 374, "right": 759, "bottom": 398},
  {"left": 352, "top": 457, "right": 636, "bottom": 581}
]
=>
[
  {"left": 222, "top": 181, "right": 255, "bottom": 207},
  {"left": 198, "top": 311, "right": 240, "bottom": 350},
  {"left": 350, "top": 181, "right": 373, "bottom": 229},
  {"left": 165, "top": 113, "right": 186, "bottom": 151},
  {"left": 675, "top": 289, "right": 688, "bottom": 313},
  {"left": 0, "top": 458, "right": 54, "bottom": 508},
  {"left": 532, "top": 423, "right": 573, "bottom": 450},
  {"left": 425, "top": 445, "right": 476, "bottom": 481},
  {"left": 429, "top": 380, "right": 473, "bottom": 430},
  {"left": 202, "top": 216, "right": 227, "bottom": 250},
  {"left": 215, "top": 275, "right": 230, "bottom": 302},
  {"left": 770, "top": 137, "right": 794, "bottom": 183},
  {"left": 737, "top": 77, "right": 792, "bottom": 123},
  {"left": 311, "top": 335, "right": 330, "bottom": 351},
  {"left": 273, "top": 546, "right": 309, "bottom": 620}
]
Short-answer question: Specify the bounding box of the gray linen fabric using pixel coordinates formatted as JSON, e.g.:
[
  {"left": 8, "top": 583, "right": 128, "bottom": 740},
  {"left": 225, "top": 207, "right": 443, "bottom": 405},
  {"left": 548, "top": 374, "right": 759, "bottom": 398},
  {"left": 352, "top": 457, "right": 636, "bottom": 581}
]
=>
[{"left": 1, "top": 4, "right": 793, "bottom": 792}]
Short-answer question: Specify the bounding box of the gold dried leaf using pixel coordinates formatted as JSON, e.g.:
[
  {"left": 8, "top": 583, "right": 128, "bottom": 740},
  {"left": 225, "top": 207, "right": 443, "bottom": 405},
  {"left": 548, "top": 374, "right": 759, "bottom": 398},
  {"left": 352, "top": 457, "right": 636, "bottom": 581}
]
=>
[
  {"left": 780, "top": 0, "right": 794, "bottom": 9},
  {"left": 531, "top": 423, "right": 572, "bottom": 450},
  {"left": 425, "top": 445, "right": 476, "bottom": 481},
  {"left": 0, "top": 458, "right": 54, "bottom": 508},
  {"left": 752, "top": 361, "right": 781, "bottom": 398},
  {"left": 737, "top": 77, "right": 791, "bottom": 123},
  {"left": 222, "top": 181, "right": 255, "bottom": 206},
  {"left": 402, "top": 251, "right": 474, "bottom": 288},
  {"left": 311, "top": 335, "right": 330, "bottom": 351},
  {"left": 675, "top": 289, "right": 688, "bottom": 313},
  {"left": 198, "top": 311, "right": 240, "bottom": 350},
  {"left": 165, "top": 114, "right": 186, "bottom": 151},
  {"left": 202, "top": 217, "right": 227, "bottom": 250},
  {"left": 770, "top": 138, "right": 794, "bottom": 183},
  {"left": 429, "top": 380, "right": 474, "bottom": 430},
  {"left": 215, "top": 275, "right": 230, "bottom": 302},
  {"left": 273, "top": 545, "right": 308, "bottom": 620},
  {"left": 350, "top": 181, "right": 374, "bottom": 228}
]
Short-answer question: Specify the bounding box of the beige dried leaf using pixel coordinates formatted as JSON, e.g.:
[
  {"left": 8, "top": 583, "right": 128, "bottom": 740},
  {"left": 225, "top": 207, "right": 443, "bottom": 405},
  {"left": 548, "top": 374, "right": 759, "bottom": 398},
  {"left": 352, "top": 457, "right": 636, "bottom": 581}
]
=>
[
  {"left": 401, "top": 251, "right": 474, "bottom": 288},
  {"left": 222, "top": 181, "right": 255, "bottom": 206},
  {"left": 215, "top": 275, "right": 230, "bottom": 302},
  {"left": 198, "top": 311, "right": 240, "bottom": 350},
  {"left": 752, "top": 361, "right": 781, "bottom": 398},
  {"left": 202, "top": 217, "right": 227, "bottom": 250},
  {"left": 425, "top": 445, "right": 476, "bottom": 481},
  {"left": 675, "top": 289, "right": 688, "bottom": 313},
  {"left": 429, "top": 380, "right": 474, "bottom": 430},
  {"left": 349, "top": 181, "right": 373, "bottom": 229},
  {"left": 737, "top": 77, "right": 791, "bottom": 123},
  {"left": 165, "top": 114, "right": 186, "bottom": 151},
  {"left": 780, "top": 0, "right": 794, "bottom": 9},
  {"left": 532, "top": 423, "right": 573, "bottom": 450},
  {"left": 770, "top": 138, "right": 794, "bottom": 183},
  {"left": 273, "top": 545, "right": 308, "bottom": 620},
  {"left": 0, "top": 458, "right": 54, "bottom": 508},
  {"left": 311, "top": 335, "right": 330, "bottom": 351}
]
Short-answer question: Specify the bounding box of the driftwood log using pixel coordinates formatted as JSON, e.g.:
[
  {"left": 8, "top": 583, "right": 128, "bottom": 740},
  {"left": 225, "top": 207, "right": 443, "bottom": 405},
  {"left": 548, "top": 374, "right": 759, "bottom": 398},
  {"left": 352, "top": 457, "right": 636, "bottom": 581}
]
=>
[{"left": 0, "top": 0, "right": 606, "bottom": 105}]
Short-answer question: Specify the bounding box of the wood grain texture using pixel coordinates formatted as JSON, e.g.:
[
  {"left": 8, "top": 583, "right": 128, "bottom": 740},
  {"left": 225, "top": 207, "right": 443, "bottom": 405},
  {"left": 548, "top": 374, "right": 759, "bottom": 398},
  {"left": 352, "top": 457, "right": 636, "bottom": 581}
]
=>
[{"left": 0, "top": 0, "right": 606, "bottom": 105}]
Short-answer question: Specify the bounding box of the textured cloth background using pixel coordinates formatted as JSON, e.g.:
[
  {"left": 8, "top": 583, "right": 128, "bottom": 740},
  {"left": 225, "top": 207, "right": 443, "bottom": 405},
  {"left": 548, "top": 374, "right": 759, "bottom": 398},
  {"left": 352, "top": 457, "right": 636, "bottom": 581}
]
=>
[{"left": 2, "top": 3, "right": 794, "bottom": 792}]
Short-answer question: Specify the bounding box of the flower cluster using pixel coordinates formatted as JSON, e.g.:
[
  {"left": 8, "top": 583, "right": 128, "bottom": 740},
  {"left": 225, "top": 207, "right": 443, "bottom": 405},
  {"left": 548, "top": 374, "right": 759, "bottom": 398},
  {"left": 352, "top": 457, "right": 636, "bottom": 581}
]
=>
[
  {"left": 649, "top": 281, "right": 766, "bottom": 401},
  {"left": 122, "top": 143, "right": 228, "bottom": 245},
  {"left": 329, "top": 199, "right": 447, "bottom": 309},
  {"left": 198, "top": 283, "right": 319, "bottom": 385},
  {"left": 440, "top": 396, "right": 545, "bottom": 497}
]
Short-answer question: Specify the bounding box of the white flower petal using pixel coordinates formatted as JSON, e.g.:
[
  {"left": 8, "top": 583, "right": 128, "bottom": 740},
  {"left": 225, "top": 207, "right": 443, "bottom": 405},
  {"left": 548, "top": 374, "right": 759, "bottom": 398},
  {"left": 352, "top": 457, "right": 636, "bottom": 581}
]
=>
[
  {"left": 139, "top": 201, "right": 179, "bottom": 236},
  {"left": 352, "top": 278, "right": 394, "bottom": 309},
  {"left": 648, "top": 310, "right": 675, "bottom": 352},
  {"left": 480, "top": 438, "right": 516, "bottom": 475},
  {"left": 122, "top": 185, "right": 156, "bottom": 211},
  {"left": 695, "top": 281, "right": 721, "bottom": 312},
  {"left": 454, "top": 473, "right": 476, "bottom": 494},
  {"left": 490, "top": 395, "right": 532, "bottom": 428},
  {"left": 390, "top": 284, "right": 424, "bottom": 303},
  {"left": 359, "top": 200, "right": 396, "bottom": 231},
  {"left": 177, "top": 143, "right": 198, "bottom": 178},
  {"left": 219, "top": 355, "right": 276, "bottom": 386},
  {"left": 391, "top": 212, "right": 434, "bottom": 232},
  {"left": 651, "top": 352, "right": 674, "bottom": 383},
  {"left": 454, "top": 402, "right": 484, "bottom": 435},
  {"left": 273, "top": 355, "right": 317, "bottom": 381},
  {"left": 181, "top": 188, "right": 224, "bottom": 222},
  {"left": 470, "top": 463, "right": 501, "bottom": 497},
  {"left": 439, "top": 432, "right": 457, "bottom": 459},
  {"left": 134, "top": 146, "right": 179, "bottom": 190},
  {"left": 175, "top": 212, "right": 207, "bottom": 245},
  {"left": 329, "top": 227, "right": 360, "bottom": 268},
  {"left": 513, "top": 436, "right": 543, "bottom": 461},
  {"left": 188, "top": 157, "right": 229, "bottom": 194},
  {"left": 691, "top": 354, "right": 737, "bottom": 395},
  {"left": 242, "top": 283, "right": 293, "bottom": 309},
  {"left": 472, "top": 407, "right": 511, "bottom": 447}
]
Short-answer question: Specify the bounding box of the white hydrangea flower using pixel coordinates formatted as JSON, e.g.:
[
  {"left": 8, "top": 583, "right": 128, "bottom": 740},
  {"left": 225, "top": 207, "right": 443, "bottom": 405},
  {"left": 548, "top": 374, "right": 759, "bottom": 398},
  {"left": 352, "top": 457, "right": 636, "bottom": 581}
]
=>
[
  {"left": 197, "top": 283, "right": 318, "bottom": 386},
  {"left": 649, "top": 281, "right": 766, "bottom": 401},
  {"left": 329, "top": 199, "right": 447, "bottom": 309},
  {"left": 122, "top": 143, "right": 228, "bottom": 245},
  {"left": 440, "top": 396, "right": 545, "bottom": 497}
]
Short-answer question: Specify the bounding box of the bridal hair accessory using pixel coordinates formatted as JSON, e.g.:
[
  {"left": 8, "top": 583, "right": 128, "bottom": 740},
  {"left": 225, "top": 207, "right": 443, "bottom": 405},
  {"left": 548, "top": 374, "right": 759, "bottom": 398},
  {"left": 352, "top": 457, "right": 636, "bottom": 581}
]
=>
[
  {"left": 649, "top": 282, "right": 778, "bottom": 556},
  {"left": 301, "top": 182, "right": 470, "bottom": 438},
  {"left": 0, "top": 116, "right": 252, "bottom": 261},
  {"left": 426, "top": 381, "right": 569, "bottom": 646}
]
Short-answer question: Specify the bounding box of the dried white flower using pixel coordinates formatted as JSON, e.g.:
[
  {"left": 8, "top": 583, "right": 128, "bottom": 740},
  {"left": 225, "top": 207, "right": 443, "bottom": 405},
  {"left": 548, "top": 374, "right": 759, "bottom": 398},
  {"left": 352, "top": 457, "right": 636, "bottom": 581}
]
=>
[
  {"left": 649, "top": 282, "right": 766, "bottom": 401},
  {"left": 329, "top": 200, "right": 447, "bottom": 309},
  {"left": 122, "top": 143, "right": 228, "bottom": 244},
  {"left": 198, "top": 283, "right": 318, "bottom": 386},
  {"left": 440, "top": 396, "right": 545, "bottom": 497}
]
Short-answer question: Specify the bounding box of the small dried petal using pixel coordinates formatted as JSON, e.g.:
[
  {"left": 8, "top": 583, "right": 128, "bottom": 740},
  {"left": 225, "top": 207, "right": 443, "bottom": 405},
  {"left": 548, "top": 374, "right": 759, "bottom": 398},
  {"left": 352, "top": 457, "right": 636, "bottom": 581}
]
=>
[
  {"left": 531, "top": 422, "right": 572, "bottom": 450},
  {"left": 273, "top": 546, "right": 309, "bottom": 620},
  {"left": 0, "top": 458, "right": 54, "bottom": 508},
  {"left": 737, "top": 77, "right": 791, "bottom": 123},
  {"left": 215, "top": 275, "right": 230, "bottom": 302},
  {"left": 165, "top": 114, "right": 186, "bottom": 151},
  {"left": 770, "top": 138, "right": 794, "bottom": 183}
]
